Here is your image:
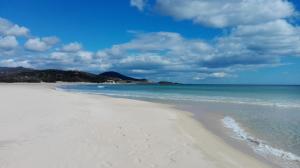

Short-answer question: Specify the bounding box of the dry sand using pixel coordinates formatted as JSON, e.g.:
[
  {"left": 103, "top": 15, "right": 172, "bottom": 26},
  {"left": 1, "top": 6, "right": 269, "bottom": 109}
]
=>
[{"left": 0, "top": 84, "right": 271, "bottom": 168}]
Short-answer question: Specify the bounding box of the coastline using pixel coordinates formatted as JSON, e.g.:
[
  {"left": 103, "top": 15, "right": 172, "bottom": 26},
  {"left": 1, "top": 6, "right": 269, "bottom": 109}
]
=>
[
  {"left": 0, "top": 83, "right": 271, "bottom": 168},
  {"left": 176, "top": 103, "right": 281, "bottom": 168}
]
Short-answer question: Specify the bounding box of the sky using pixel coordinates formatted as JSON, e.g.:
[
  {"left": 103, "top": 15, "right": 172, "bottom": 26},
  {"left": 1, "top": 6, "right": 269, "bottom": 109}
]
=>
[{"left": 0, "top": 0, "right": 300, "bottom": 84}]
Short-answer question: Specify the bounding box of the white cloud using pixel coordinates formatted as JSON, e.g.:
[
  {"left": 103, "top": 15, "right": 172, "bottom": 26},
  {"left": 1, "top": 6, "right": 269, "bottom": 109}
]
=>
[
  {"left": 211, "top": 72, "right": 228, "bottom": 78},
  {"left": 49, "top": 51, "right": 75, "bottom": 64},
  {"left": 95, "top": 32, "right": 216, "bottom": 75},
  {"left": 128, "top": 0, "right": 300, "bottom": 75},
  {"left": 98, "top": 31, "right": 211, "bottom": 61},
  {"left": 0, "top": 18, "right": 94, "bottom": 70},
  {"left": 0, "top": 36, "right": 18, "bottom": 49},
  {"left": 24, "top": 38, "right": 48, "bottom": 51},
  {"left": 50, "top": 50, "right": 94, "bottom": 64},
  {"left": 0, "top": 59, "right": 32, "bottom": 68},
  {"left": 155, "top": 0, "right": 295, "bottom": 28},
  {"left": 1, "top": 1, "right": 300, "bottom": 82},
  {"left": 119, "top": 54, "right": 171, "bottom": 68},
  {"left": 77, "top": 51, "right": 93, "bottom": 61},
  {"left": 50, "top": 51, "right": 68, "bottom": 60},
  {"left": 93, "top": 22, "right": 300, "bottom": 79},
  {"left": 131, "top": 69, "right": 157, "bottom": 74},
  {"left": 24, "top": 37, "right": 57, "bottom": 52},
  {"left": 0, "top": 17, "right": 29, "bottom": 36},
  {"left": 42, "top": 36, "right": 60, "bottom": 45},
  {"left": 214, "top": 20, "right": 300, "bottom": 60},
  {"left": 233, "top": 19, "right": 299, "bottom": 37},
  {"left": 96, "top": 50, "right": 108, "bottom": 58},
  {"left": 61, "top": 42, "right": 82, "bottom": 52},
  {"left": 130, "top": 0, "right": 147, "bottom": 11},
  {"left": 193, "top": 72, "right": 233, "bottom": 80}
]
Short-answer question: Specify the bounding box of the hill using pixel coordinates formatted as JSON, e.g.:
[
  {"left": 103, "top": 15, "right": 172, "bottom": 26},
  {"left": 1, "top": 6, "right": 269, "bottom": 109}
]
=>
[{"left": 0, "top": 67, "right": 148, "bottom": 83}]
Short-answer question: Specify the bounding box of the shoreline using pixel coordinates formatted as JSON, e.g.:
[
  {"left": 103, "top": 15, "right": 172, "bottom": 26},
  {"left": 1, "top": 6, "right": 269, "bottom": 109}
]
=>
[
  {"left": 176, "top": 104, "right": 281, "bottom": 168},
  {"left": 58, "top": 83, "right": 278, "bottom": 167},
  {"left": 58, "top": 83, "right": 283, "bottom": 167},
  {"left": 0, "top": 83, "right": 271, "bottom": 168}
]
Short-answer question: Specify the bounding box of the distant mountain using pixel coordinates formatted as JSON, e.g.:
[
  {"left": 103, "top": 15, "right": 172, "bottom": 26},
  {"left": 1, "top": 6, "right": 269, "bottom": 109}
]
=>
[
  {"left": 99, "top": 71, "right": 147, "bottom": 82},
  {"left": 0, "top": 67, "right": 148, "bottom": 83},
  {"left": 0, "top": 67, "right": 33, "bottom": 74},
  {"left": 158, "top": 81, "right": 180, "bottom": 85}
]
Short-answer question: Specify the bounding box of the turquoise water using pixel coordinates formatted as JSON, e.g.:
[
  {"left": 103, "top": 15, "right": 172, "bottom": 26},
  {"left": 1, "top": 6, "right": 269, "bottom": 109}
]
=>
[{"left": 60, "top": 84, "right": 300, "bottom": 167}]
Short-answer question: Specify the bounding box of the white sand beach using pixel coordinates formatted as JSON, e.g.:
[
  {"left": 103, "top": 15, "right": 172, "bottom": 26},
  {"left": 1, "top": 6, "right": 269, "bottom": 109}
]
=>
[{"left": 0, "top": 84, "right": 271, "bottom": 168}]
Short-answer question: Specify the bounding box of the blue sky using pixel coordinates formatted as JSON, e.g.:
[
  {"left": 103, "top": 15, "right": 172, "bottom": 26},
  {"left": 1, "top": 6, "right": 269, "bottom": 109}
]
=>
[{"left": 0, "top": 0, "right": 300, "bottom": 84}]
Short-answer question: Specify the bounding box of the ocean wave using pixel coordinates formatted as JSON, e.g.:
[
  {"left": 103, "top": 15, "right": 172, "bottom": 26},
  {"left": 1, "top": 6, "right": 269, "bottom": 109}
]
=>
[
  {"left": 58, "top": 85, "right": 300, "bottom": 109},
  {"left": 84, "top": 91, "right": 300, "bottom": 109},
  {"left": 201, "top": 97, "right": 300, "bottom": 109},
  {"left": 57, "top": 85, "right": 300, "bottom": 109},
  {"left": 222, "top": 116, "right": 300, "bottom": 166}
]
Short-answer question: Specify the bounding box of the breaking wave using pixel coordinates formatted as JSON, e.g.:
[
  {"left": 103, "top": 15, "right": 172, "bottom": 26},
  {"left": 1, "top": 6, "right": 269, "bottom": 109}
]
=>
[{"left": 222, "top": 116, "right": 300, "bottom": 167}]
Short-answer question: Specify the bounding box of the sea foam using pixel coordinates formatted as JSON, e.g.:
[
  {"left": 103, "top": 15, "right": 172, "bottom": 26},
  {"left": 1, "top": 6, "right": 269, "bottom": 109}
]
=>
[{"left": 222, "top": 116, "right": 300, "bottom": 167}]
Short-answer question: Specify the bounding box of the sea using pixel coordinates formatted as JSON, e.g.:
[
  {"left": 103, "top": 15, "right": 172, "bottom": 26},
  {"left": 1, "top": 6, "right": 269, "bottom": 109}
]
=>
[{"left": 59, "top": 84, "right": 300, "bottom": 168}]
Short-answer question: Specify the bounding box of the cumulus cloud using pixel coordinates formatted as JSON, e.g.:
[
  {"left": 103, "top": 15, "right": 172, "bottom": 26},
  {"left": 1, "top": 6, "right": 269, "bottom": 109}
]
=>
[
  {"left": 94, "top": 22, "right": 300, "bottom": 80},
  {"left": 0, "top": 59, "right": 32, "bottom": 68},
  {"left": 24, "top": 38, "right": 48, "bottom": 52},
  {"left": 2, "top": 0, "right": 300, "bottom": 83},
  {"left": 130, "top": 0, "right": 147, "bottom": 11},
  {"left": 98, "top": 31, "right": 211, "bottom": 60},
  {"left": 0, "top": 17, "right": 96, "bottom": 70},
  {"left": 0, "top": 36, "right": 18, "bottom": 50},
  {"left": 205, "top": 19, "right": 300, "bottom": 67},
  {"left": 77, "top": 50, "right": 93, "bottom": 61},
  {"left": 236, "top": 20, "right": 300, "bottom": 56},
  {"left": 95, "top": 32, "right": 217, "bottom": 77},
  {"left": 49, "top": 49, "right": 94, "bottom": 67},
  {"left": 50, "top": 51, "right": 69, "bottom": 60},
  {"left": 155, "top": 0, "right": 295, "bottom": 28},
  {"left": 193, "top": 72, "right": 232, "bottom": 80},
  {"left": 24, "top": 37, "right": 57, "bottom": 52},
  {"left": 0, "top": 17, "right": 29, "bottom": 36},
  {"left": 42, "top": 36, "right": 60, "bottom": 45},
  {"left": 125, "top": 0, "right": 300, "bottom": 81},
  {"left": 61, "top": 42, "right": 82, "bottom": 52}
]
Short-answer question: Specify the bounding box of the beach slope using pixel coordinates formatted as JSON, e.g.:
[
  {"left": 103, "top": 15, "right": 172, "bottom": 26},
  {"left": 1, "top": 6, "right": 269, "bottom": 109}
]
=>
[{"left": 0, "top": 84, "right": 270, "bottom": 168}]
